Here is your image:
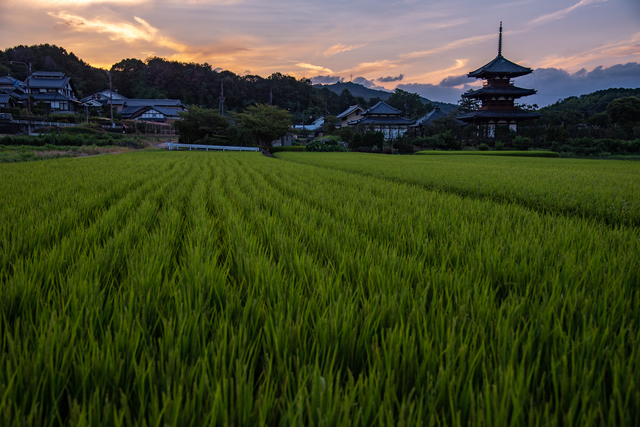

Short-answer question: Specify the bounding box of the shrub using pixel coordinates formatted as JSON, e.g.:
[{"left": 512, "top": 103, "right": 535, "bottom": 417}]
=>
[
  {"left": 478, "top": 143, "right": 490, "bottom": 151},
  {"left": 351, "top": 133, "right": 363, "bottom": 150},
  {"left": 513, "top": 136, "right": 533, "bottom": 151},
  {"left": 305, "top": 140, "right": 348, "bottom": 152},
  {"left": 335, "top": 127, "right": 354, "bottom": 144},
  {"left": 270, "top": 146, "right": 304, "bottom": 154},
  {"left": 60, "top": 126, "right": 100, "bottom": 136},
  {"left": 362, "top": 131, "right": 384, "bottom": 151},
  {"left": 412, "top": 137, "right": 429, "bottom": 148}
]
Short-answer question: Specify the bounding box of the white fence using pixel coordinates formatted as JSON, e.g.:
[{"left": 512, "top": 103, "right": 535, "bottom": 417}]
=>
[
  {"left": 168, "top": 143, "right": 259, "bottom": 152},
  {"left": 12, "top": 120, "right": 77, "bottom": 127}
]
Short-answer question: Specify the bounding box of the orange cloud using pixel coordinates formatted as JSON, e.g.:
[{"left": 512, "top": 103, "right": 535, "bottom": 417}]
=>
[
  {"left": 323, "top": 43, "right": 365, "bottom": 57},
  {"left": 539, "top": 32, "right": 640, "bottom": 70},
  {"left": 409, "top": 59, "right": 469, "bottom": 83},
  {"left": 49, "top": 12, "right": 189, "bottom": 52},
  {"left": 295, "top": 62, "right": 333, "bottom": 74},
  {"left": 341, "top": 59, "right": 400, "bottom": 76},
  {"left": 528, "top": 0, "right": 608, "bottom": 27},
  {"left": 400, "top": 33, "right": 495, "bottom": 59}
]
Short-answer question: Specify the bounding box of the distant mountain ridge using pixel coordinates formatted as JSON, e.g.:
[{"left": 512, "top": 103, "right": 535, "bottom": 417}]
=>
[{"left": 313, "top": 81, "right": 458, "bottom": 113}]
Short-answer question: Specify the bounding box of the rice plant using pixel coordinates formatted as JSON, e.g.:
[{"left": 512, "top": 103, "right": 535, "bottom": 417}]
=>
[{"left": 1, "top": 151, "right": 638, "bottom": 426}]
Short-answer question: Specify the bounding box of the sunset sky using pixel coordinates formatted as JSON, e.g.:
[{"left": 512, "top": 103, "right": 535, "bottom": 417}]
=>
[{"left": 1, "top": 0, "right": 639, "bottom": 105}]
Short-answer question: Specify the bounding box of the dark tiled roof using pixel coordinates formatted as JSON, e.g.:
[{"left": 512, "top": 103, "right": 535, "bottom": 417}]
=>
[
  {"left": 27, "top": 75, "right": 71, "bottom": 89},
  {"left": 412, "top": 106, "right": 449, "bottom": 127},
  {"left": 365, "top": 101, "right": 402, "bottom": 116},
  {"left": 24, "top": 93, "right": 78, "bottom": 102},
  {"left": 457, "top": 109, "right": 541, "bottom": 122},
  {"left": 468, "top": 54, "right": 533, "bottom": 78},
  {"left": 121, "top": 106, "right": 183, "bottom": 119},
  {"left": 462, "top": 86, "right": 536, "bottom": 98},
  {"left": 31, "top": 71, "right": 65, "bottom": 78},
  {"left": 0, "top": 94, "right": 13, "bottom": 104},
  {"left": 337, "top": 105, "right": 364, "bottom": 118},
  {"left": 80, "top": 90, "right": 128, "bottom": 103},
  {"left": 154, "top": 107, "right": 182, "bottom": 117},
  {"left": 125, "top": 99, "right": 184, "bottom": 107},
  {"left": 0, "top": 76, "right": 22, "bottom": 86},
  {"left": 348, "top": 116, "right": 415, "bottom": 126},
  {"left": 120, "top": 106, "right": 146, "bottom": 116}
]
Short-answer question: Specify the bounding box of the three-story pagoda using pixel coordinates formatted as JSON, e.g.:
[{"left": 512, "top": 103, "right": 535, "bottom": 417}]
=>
[{"left": 457, "top": 23, "right": 540, "bottom": 137}]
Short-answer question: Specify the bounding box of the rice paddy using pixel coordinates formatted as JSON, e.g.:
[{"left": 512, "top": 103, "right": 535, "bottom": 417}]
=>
[{"left": 1, "top": 151, "right": 639, "bottom": 426}]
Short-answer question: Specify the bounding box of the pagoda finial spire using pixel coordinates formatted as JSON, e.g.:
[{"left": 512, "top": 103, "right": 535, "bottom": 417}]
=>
[{"left": 498, "top": 21, "right": 503, "bottom": 56}]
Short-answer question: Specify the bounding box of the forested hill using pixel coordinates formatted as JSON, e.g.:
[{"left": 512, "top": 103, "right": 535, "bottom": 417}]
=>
[
  {"left": 0, "top": 44, "right": 350, "bottom": 118},
  {"left": 0, "top": 44, "right": 108, "bottom": 98},
  {"left": 1, "top": 44, "right": 460, "bottom": 118},
  {"left": 542, "top": 87, "right": 640, "bottom": 115}
]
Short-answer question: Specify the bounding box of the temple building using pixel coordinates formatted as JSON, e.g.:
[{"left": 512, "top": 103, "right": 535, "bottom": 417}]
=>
[
  {"left": 457, "top": 23, "right": 540, "bottom": 137},
  {"left": 348, "top": 101, "right": 415, "bottom": 139}
]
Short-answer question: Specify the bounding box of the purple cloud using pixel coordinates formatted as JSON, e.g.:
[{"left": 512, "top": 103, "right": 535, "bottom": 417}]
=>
[
  {"left": 377, "top": 74, "right": 404, "bottom": 83},
  {"left": 438, "top": 74, "right": 468, "bottom": 87},
  {"left": 311, "top": 75, "right": 344, "bottom": 84}
]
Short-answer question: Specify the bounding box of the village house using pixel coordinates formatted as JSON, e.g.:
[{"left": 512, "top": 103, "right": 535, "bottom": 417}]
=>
[
  {"left": 81, "top": 92, "right": 187, "bottom": 124},
  {"left": 22, "top": 71, "right": 80, "bottom": 114},
  {"left": 347, "top": 101, "right": 415, "bottom": 139},
  {"left": 0, "top": 75, "right": 25, "bottom": 109},
  {"left": 336, "top": 105, "right": 365, "bottom": 128}
]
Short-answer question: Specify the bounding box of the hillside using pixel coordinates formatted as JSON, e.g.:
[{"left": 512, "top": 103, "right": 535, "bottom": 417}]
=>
[
  {"left": 0, "top": 44, "right": 108, "bottom": 98},
  {"left": 542, "top": 87, "right": 640, "bottom": 115},
  {"left": 314, "top": 81, "right": 458, "bottom": 113}
]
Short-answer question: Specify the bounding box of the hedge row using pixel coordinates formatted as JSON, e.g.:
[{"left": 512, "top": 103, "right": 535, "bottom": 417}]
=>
[
  {"left": 0, "top": 133, "right": 126, "bottom": 147},
  {"left": 269, "top": 146, "right": 305, "bottom": 154},
  {"left": 415, "top": 150, "right": 560, "bottom": 158}
]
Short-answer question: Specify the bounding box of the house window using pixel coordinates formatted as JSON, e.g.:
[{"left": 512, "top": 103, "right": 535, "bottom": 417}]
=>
[
  {"left": 51, "top": 101, "right": 60, "bottom": 109},
  {"left": 142, "top": 111, "right": 163, "bottom": 119}
]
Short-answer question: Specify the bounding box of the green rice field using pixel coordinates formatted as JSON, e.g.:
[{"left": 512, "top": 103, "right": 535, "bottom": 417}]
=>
[{"left": 1, "top": 151, "right": 639, "bottom": 426}]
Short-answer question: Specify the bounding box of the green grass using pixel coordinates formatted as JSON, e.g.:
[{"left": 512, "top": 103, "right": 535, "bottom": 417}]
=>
[
  {"left": 275, "top": 151, "right": 640, "bottom": 227},
  {"left": 1, "top": 151, "right": 639, "bottom": 426}
]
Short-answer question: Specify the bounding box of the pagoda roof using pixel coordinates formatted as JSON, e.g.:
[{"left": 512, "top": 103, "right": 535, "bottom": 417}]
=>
[
  {"left": 462, "top": 86, "right": 536, "bottom": 98},
  {"left": 457, "top": 109, "right": 541, "bottom": 122},
  {"left": 468, "top": 54, "right": 533, "bottom": 78},
  {"left": 468, "top": 23, "right": 533, "bottom": 78},
  {"left": 365, "top": 101, "right": 402, "bottom": 116}
]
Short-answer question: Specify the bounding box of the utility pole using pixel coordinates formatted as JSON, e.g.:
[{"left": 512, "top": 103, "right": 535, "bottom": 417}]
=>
[
  {"left": 108, "top": 71, "right": 114, "bottom": 127},
  {"left": 219, "top": 81, "right": 225, "bottom": 116},
  {"left": 269, "top": 87, "right": 273, "bottom": 105},
  {"left": 10, "top": 61, "right": 31, "bottom": 132}
]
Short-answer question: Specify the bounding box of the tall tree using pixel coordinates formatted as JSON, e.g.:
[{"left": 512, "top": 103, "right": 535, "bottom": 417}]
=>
[
  {"left": 174, "top": 106, "right": 229, "bottom": 144},
  {"left": 457, "top": 89, "right": 480, "bottom": 114},
  {"left": 607, "top": 96, "right": 640, "bottom": 131},
  {"left": 385, "top": 89, "right": 427, "bottom": 119},
  {"left": 232, "top": 104, "right": 291, "bottom": 150}
]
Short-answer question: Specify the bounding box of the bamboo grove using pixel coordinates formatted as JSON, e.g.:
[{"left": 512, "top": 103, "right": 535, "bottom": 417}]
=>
[{"left": 1, "top": 152, "right": 639, "bottom": 426}]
